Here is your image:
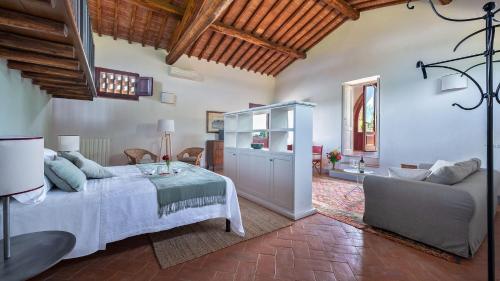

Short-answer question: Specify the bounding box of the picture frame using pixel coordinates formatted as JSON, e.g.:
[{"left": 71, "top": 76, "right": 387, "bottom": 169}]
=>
[{"left": 206, "top": 111, "right": 225, "bottom": 133}]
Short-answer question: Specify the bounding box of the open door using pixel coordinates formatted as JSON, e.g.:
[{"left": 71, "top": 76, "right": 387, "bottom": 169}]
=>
[{"left": 363, "top": 85, "right": 377, "bottom": 152}]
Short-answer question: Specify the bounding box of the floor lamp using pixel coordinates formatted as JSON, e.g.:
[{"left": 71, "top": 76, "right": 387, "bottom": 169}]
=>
[
  {"left": 0, "top": 136, "right": 75, "bottom": 281},
  {"left": 407, "top": 1, "right": 498, "bottom": 280},
  {"left": 157, "top": 119, "right": 175, "bottom": 159}
]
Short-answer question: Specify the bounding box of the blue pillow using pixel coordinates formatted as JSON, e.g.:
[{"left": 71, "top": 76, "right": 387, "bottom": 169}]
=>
[
  {"left": 60, "top": 151, "right": 114, "bottom": 179},
  {"left": 44, "top": 157, "right": 87, "bottom": 192}
]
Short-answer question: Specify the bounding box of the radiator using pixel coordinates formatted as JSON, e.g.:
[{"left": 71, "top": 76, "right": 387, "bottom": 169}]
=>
[{"left": 80, "top": 138, "right": 110, "bottom": 166}]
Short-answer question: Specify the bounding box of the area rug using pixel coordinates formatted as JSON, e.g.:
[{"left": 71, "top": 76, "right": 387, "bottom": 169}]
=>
[
  {"left": 149, "top": 197, "right": 293, "bottom": 269},
  {"left": 313, "top": 175, "right": 459, "bottom": 262}
]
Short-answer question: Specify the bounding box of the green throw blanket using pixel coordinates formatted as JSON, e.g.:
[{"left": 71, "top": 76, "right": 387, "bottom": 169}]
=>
[{"left": 137, "top": 161, "right": 226, "bottom": 217}]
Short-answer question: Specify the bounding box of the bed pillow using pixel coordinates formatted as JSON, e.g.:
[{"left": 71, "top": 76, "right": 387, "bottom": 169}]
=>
[
  {"left": 45, "top": 157, "right": 87, "bottom": 192},
  {"left": 60, "top": 151, "right": 114, "bottom": 179},
  {"left": 13, "top": 176, "right": 53, "bottom": 205},
  {"left": 44, "top": 148, "right": 57, "bottom": 161},
  {"left": 427, "top": 158, "right": 481, "bottom": 185},
  {"left": 388, "top": 167, "right": 431, "bottom": 181}
]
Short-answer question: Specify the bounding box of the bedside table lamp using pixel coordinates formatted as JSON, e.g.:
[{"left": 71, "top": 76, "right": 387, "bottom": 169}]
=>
[
  {"left": 157, "top": 119, "right": 175, "bottom": 159},
  {"left": 57, "top": 135, "right": 80, "bottom": 152},
  {"left": 0, "top": 136, "right": 76, "bottom": 281}
]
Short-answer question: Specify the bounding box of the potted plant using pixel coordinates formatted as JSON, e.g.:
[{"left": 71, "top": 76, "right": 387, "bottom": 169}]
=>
[{"left": 326, "top": 149, "right": 342, "bottom": 170}]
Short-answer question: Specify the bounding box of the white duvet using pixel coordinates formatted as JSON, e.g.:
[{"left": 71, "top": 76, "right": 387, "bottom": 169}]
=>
[{"left": 1, "top": 165, "right": 244, "bottom": 259}]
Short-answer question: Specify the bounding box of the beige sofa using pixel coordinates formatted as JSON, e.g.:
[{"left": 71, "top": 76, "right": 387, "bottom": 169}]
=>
[{"left": 363, "top": 168, "right": 499, "bottom": 258}]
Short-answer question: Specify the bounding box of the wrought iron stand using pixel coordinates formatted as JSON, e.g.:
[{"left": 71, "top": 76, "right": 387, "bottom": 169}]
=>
[{"left": 407, "top": 1, "right": 498, "bottom": 280}]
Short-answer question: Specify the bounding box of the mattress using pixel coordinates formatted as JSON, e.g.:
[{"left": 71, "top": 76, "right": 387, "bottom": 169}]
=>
[{"left": 1, "top": 165, "right": 244, "bottom": 259}]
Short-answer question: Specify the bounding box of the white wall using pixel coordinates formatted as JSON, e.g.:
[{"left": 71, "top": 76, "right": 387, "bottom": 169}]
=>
[
  {"left": 0, "top": 59, "right": 53, "bottom": 143},
  {"left": 51, "top": 36, "right": 275, "bottom": 165},
  {"left": 274, "top": 0, "right": 500, "bottom": 169}
]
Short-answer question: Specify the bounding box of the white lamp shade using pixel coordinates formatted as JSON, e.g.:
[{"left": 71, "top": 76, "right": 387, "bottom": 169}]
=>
[
  {"left": 57, "top": 135, "right": 80, "bottom": 152},
  {"left": 0, "top": 137, "right": 44, "bottom": 196},
  {"left": 157, "top": 119, "right": 175, "bottom": 133}
]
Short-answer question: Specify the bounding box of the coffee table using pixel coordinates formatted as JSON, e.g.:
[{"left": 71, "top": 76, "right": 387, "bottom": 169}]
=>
[{"left": 341, "top": 168, "right": 375, "bottom": 198}]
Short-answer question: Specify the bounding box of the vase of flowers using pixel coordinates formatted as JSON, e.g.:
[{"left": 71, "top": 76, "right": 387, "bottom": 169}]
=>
[
  {"left": 162, "top": 154, "right": 171, "bottom": 173},
  {"left": 326, "top": 149, "right": 342, "bottom": 170}
]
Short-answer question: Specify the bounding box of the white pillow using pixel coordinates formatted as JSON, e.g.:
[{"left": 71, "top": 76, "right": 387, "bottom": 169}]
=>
[
  {"left": 388, "top": 167, "right": 431, "bottom": 181},
  {"left": 429, "top": 160, "right": 455, "bottom": 174},
  {"left": 44, "top": 148, "right": 57, "bottom": 161},
  {"left": 13, "top": 176, "right": 53, "bottom": 205}
]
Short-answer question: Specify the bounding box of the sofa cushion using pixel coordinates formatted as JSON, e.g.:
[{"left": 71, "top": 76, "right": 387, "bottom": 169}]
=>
[
  {"left": 429, "top": 160, "right": 454, "bottom": 173},
  {"left": 427, "top": 158, "right": 481, "bottom": 185},
  {"left": 388, "top": 168, "right": 430, "bottom": 181}
]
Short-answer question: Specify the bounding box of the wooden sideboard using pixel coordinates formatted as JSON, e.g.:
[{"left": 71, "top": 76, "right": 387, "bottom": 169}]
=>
[{"left": 206, "top": 140, "right": 224, "bottom": 171}]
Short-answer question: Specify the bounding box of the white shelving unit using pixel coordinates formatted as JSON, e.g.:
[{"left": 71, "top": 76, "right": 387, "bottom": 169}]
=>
[{"left": 224, "top": 101, "right": 315, "bottom": 220}]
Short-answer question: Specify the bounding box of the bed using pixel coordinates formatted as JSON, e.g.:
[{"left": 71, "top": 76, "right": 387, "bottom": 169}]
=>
[{"left": 1, "top": 165, "right": 244, "bottom": 259}]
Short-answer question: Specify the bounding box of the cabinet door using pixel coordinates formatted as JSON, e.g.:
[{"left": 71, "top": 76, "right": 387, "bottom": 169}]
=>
[
  {"left": 271, "top": 156, "right": 294, "bottom": 210},
  {"left": 238, "top": 152, "right": 271, "bottom": 198},
  {"left": 224, "top": 149, "right": 238, "bottom": 184}
]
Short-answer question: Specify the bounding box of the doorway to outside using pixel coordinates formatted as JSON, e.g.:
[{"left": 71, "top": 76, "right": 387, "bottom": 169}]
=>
[{"left": 342, "top": 76, "right": 380, "bottom": 161}]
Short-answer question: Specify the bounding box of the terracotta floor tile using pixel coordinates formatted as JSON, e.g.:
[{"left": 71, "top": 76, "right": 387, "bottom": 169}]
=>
[
  {"left": 330, "top": 262, "right": 356, "bottom": 281},
  {"left": 203, "top": 256, "right": 240, "bottom": 273},
  {"left": 235, "top": 261, "right": 257, "bottom": 281},
  {"left": 212, "top": 271, "right": 236, "bottom": 281},
  {"left": 314, "top": 270, "right": 338, "bottom": 281},
  {"left": 256, "top": 254, "right": 276, "bottom": 277}
]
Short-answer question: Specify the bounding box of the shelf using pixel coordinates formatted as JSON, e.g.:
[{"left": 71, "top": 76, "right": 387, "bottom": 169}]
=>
[
  {"left": 270, "top": 128, "right": 293, "bottom": 132},
  {"left": 271, "top": 107, "right": 294, "bottom": 130}
]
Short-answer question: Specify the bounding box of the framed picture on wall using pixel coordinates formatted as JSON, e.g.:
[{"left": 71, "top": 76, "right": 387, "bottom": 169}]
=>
[{"left": 206, "top": 111, "right": 225, "bottom": 133}]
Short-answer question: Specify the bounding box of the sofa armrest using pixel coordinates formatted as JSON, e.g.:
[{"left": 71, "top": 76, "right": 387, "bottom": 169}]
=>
[{"left": 363, "top": 175, "right": 475, "bottom": 257}]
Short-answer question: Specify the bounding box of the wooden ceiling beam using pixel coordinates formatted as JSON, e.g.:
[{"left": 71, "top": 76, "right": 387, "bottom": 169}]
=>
[
  {"left": 155, "top": 15, "right": 168, "bottom": 49},
  {"left": 21, "top": 72, "right": 86, "bottom": 85},
  {"left": 0, "top": 8, "right": 67, "bottom": 37},
  {"left": 0, "top": 31, "right": 74, "bottom": 59},
  {"left": 322, "top": 0, "right": 359, "bottom": 20},
  {"left": 142, "top": 11, "right": 152, "bottom": 46},
  {"left": 97, "top": 0, "right": 102, "bottom": 36},
  {"left": 29, "top": 77, "right": 87, "bottom": 86},
  {"left": 8, "top": 61, "right": 83, "bottom": 79},
  {"left": 127, "top": 0, "right": 184, "bottom": 16},
  {"left": 52, "top": 95, "right": 92, "bottom": 101},
  {"left": 113, "top": 0, "right": 119, "bottom": 40},
  {"left": 128, "top": 5, "right": 137, "bottom": 43},
  {"left": 41, "top": 86, "right": 88, "bottom": 95},
  {"left": 0, "top": 47, "right": 79, "bottom": 70},
  {"left": 34, "top": 81, "right": 89, "bottom": 90},
  {"left": 210, "top": 22, "right": 306, "bottom": 60},
  {"left": 168, "top": 0, "right": 196, "bottom": 51},
  {"left": 165, "top": 0, "right": 233, "bottom": 65}
]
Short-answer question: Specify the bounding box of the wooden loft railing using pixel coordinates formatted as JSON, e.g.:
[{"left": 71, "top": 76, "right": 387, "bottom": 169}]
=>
[{"left": 0, "top": 0, "right": 96, "bottom": 100}]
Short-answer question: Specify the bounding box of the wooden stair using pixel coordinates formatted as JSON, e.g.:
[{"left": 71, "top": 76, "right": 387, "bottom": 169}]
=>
[{"left": 0, "top": 0, "right": 96, "bottom": 100}]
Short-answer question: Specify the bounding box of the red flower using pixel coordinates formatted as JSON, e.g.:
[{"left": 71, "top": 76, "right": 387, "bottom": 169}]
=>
[
  {"left": 162, "top": 155, "right": 170, "bottom": 161},
  {"left": 336, "top": 155, "right": 341, "bottom": 161}
]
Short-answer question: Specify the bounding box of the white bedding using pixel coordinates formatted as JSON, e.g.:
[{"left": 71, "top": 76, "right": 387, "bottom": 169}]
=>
[{"left": 1, "top": 165, "right": 244, "bottom": 259}]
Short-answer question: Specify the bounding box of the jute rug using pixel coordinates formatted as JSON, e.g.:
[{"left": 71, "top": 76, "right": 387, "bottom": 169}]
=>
[
  {"left": 149, "top": 197, "right": 293, "bottom": 269},
  {"left": 313, "top": 175, "right": 459, "bottom": 262}
]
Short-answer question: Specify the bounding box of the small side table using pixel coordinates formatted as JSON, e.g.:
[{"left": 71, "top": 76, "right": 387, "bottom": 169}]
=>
[
  {"left": 0, "top": 231, "right": 76, "bottom": 281},
  {"left": 341, "top": 168, "right": 375, "bottom": 198}
]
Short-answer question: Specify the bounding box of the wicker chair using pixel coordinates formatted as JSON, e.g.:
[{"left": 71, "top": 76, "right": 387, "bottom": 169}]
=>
[
  {"left": 124, "top": 148, "right": 158, "bottom": 165},
  {"left": 177, "top": 147, "right": 204, "bottom": 166}
]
